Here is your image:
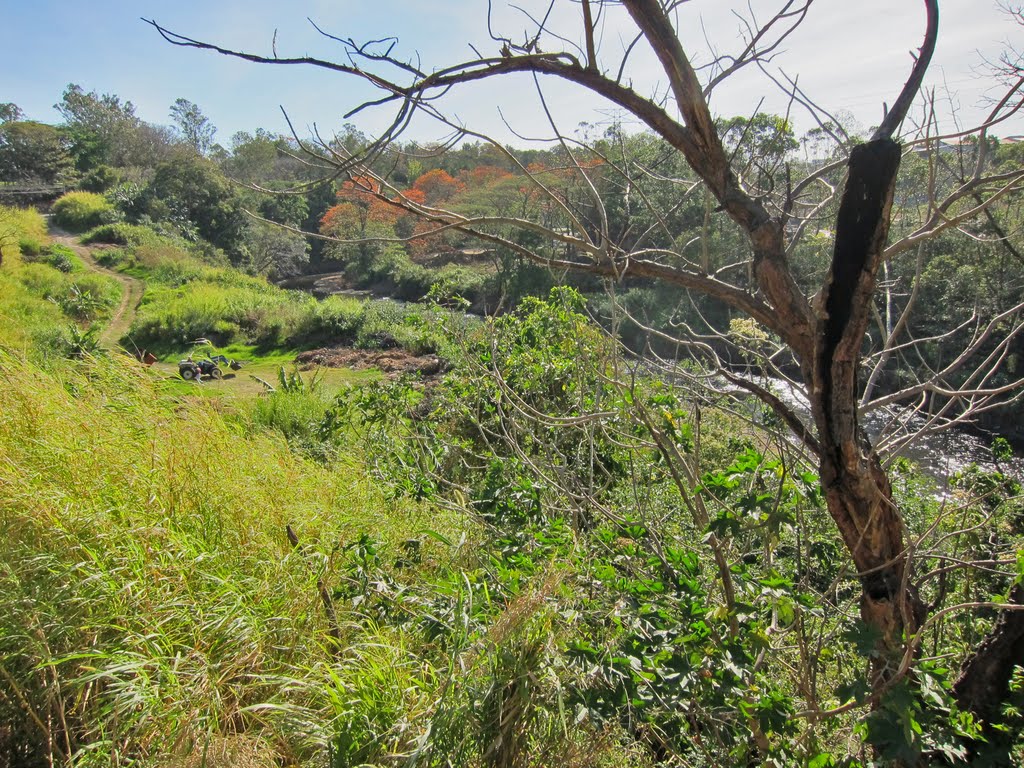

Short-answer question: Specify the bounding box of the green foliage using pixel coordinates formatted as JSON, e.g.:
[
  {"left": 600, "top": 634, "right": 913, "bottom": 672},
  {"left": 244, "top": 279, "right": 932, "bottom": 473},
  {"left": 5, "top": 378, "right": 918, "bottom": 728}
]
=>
[
  {"left": 118, "top": 240, "right": 444, "bottom": 356},
  {"left": 333, "top": 283, "right": 1024, "bottom": 764},
  {"left": 55, "top": 83, "right": 162, "bottom": 171},
  {"left": 169, "top": 97, "right": 216, "bottom": 155},
  {"left": 51, "top": 190, "right": 114, "bottom": 232},
  {"left": 0, "top": 102, "right": 23, "bottom": 123},
  {"left": 65, "top": 322, "right": 103, "bottom": 357},
  {"left": 0, "top": 120, "right": 75, "bottom": 184},
  {"left": 81, "top": 221, "right": 166, "bottom": 247},
  {"left": 0, "top": 204, "right": 47, "bottom": 261},
  {"left": 17, "top": 236, "right": 43, "bottom": 257},
  {"left": 859, "top": 668, "right": 984, "bottom": 766},
  {"left": 295, "top": 294, "right": 366, "bottom": 345},
  {"left": 79, "top": 163, "right": 120, "bottom": 192},
  {"left": 992, "top": 436, "right": 1014, "bottom": 466},
  {"left": 26, "top": 243, "right": 84, "bottom": 273},
  {"left": 247, "top": 368, "right": 342, "bottom": 462},
  {"left": 57, "top": 276, "right": 117, "bottom": 321},
  {"left": 141, "top": 150, "right": 245, "bottom": 255},
  {"left": 0, "top": 337, "right": 648, "bottom": 766},
  {"left": 0, "top": 264, "right": 115, "bottom": 366},
  {"left": 0, "top": 350, "right": 470, "bottom": 766}
]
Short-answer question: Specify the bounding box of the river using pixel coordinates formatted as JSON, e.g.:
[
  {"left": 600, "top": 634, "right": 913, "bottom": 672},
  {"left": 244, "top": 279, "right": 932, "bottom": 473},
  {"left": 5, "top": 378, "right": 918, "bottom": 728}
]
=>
[{"left": 764, "top": 376, "right": 1024, "bottom": 489}]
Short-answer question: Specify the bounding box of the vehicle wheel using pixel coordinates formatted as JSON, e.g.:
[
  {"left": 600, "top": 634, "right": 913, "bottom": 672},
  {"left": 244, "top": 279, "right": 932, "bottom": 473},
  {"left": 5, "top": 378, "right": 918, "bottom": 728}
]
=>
[
  {"left": 180, "top": 367, "right": 197, "bottom": 381},
  {"left": 209, "top": 366, "right": 223, "bottom": 380}
]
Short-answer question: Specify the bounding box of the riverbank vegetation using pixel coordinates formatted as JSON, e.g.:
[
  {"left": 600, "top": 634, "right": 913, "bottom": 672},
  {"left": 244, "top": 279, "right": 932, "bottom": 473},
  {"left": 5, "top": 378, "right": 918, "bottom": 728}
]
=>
[
  {"left": 3, "top": 245, "right": 1022, "bottom": 765},
  {"left": 3, "top": 8, "right": 1024, "bottom": 763}
]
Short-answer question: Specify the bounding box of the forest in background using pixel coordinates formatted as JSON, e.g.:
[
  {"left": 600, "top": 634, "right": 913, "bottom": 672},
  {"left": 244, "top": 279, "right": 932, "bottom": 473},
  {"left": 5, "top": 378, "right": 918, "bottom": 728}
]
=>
[{"left": 4, "top": 86, "right": 1024, "bottom": 433}]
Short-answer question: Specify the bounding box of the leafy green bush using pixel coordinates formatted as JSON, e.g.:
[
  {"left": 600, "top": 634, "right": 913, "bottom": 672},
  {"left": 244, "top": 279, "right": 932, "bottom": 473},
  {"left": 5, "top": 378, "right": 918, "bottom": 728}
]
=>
[
  {"left": 355, "top": 300, "right": 406, "bottom": 349},
  {"left": 81, "top": 222, "right": 163, "bottom": 247},
  {"left": 248, "top": 368, "right": 341, "bottom": 462},
  {"left": 51, "top": 191, "right": 113, "bottom": 232},
  {"left": 41, "top": 243, "right": 83, "bottom": 273},
  {"left": 17, "top": 236, "right": 42, "bottom": 256},
  {"left": 94, "top": 247, "right": 133, "bottom": 269},
  {"left": 79, "top": 164, "right": 119, "bottom": 193},
  {"left": 293, "top": 294, "right": 366, "bottom": 346},
  {"left": 131, "top": 284, "right": 239, "bottom": 348},
  {"left": 63, "top": 273, "right": 120, "bottom": 321}
]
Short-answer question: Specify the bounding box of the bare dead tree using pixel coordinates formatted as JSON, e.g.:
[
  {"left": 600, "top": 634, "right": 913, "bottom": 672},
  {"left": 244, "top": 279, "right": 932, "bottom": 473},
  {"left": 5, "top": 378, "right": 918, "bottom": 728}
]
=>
[{"left": 145, "top": 0, "right": 1024, "bottom": 747}]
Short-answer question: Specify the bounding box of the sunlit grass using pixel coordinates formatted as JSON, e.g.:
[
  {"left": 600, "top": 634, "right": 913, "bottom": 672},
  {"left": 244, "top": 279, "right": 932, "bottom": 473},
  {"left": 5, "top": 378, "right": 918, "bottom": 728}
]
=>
[
  {"left": 0, "top": 350, "right": 471, "bottom": 765},
  {"left": 1, "top": 218, "right": 649, "bottom": 768}
]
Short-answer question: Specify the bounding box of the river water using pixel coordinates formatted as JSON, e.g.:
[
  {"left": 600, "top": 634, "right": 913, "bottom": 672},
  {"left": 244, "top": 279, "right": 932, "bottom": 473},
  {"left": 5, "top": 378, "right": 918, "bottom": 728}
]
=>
[{"left": 764, "top": 377, "right": 1024, "bottom": 489}]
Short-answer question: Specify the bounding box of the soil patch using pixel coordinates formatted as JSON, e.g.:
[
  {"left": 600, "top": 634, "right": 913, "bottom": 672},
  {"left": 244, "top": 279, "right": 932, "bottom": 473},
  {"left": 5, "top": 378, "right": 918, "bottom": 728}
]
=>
[{"left": 295, "top": 346, "right": 447, "bottom": 378}]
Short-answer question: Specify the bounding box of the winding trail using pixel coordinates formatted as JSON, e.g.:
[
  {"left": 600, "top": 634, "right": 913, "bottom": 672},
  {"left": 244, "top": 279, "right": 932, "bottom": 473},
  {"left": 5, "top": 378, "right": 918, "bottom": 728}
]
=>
[{"left": 48, "top": 221, "right": 144, "bottom": 350}]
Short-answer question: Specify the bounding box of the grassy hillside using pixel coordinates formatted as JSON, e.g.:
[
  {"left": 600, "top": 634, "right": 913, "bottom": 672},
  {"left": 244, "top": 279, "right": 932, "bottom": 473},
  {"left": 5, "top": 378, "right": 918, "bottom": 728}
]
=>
[
  {"left": 0, "top": 350, "right": 472, "bottom": 766},
  {"left": 5, "top": 208, "right": 1022, "bottom": 767},
  {"left": 0, "top": 207, "right": 121, "bottom": 360},
  {"left": 0, "top": 210, "right": 644, "bottom": 768},
  {"left": 89, "top": 239, "right": 444, "bottom": 360}
]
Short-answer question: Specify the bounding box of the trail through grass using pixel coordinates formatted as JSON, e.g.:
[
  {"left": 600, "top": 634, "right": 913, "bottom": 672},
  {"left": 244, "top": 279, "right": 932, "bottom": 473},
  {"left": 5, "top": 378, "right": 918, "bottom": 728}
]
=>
[{"left": 47, "top": 221, "right": 144, "bottom": 350}]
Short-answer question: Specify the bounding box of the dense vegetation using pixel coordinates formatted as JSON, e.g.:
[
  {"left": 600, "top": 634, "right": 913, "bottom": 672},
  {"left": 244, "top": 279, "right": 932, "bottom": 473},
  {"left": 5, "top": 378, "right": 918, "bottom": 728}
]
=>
[
  {"left": 6, "top": 89, "right": 1023, "bottom": 434},
  {"left": 2, "top": 67, "right": 1024, "bottom": 767}
]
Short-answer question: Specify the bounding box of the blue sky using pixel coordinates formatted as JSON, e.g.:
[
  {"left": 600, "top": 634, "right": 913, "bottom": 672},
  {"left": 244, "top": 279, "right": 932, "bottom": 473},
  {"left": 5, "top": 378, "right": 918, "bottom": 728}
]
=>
[{"left": 1, "top": 0, "right": 1019, "bottom": 147}]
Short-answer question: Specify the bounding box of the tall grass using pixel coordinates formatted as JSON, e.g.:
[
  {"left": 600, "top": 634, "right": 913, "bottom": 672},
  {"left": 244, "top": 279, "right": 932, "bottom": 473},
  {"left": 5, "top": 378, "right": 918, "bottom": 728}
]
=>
[
  {"left": 1, "top": 204, "right": 48, "bottom": 256},
  {"left": 0, "top": 207, "right": 119, "bottom": 359},
  {"left": 51, "top": 192, "right": 115, "bottom": 232},
  {"left": 1, "top": 219, "right": 646, "bottom": 768},
  {"left": 0, "top": 351, "right": 467, "bottom": 766},
  {"left": 0, "top": 348, "right": 644, "bottom": 767},
  {"left": 123, "top": 241, "right": 444, "bottom": 355}
]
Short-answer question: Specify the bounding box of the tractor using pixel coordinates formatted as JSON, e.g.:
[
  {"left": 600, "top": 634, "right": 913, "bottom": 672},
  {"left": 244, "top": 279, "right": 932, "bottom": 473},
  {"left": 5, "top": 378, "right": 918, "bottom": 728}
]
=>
[{"left": 178, "top": 354, "right": 243, "bottom": 381}]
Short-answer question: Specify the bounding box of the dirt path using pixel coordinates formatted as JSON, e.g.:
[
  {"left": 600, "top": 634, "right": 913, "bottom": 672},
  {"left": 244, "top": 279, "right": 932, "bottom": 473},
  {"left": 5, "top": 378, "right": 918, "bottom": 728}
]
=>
[{"left": 48, "top": 222, "right": 144, "bottom": 349}]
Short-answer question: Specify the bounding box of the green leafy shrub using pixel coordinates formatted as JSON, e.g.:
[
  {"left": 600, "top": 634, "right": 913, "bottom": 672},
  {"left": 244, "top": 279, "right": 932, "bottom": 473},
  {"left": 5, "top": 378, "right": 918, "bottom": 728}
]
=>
[
  {"left": 51, "top": 191, "right": 113, "bottom": 232},
  {"left": 11, "top": 258, "right": 119, "bottom": 323},
  {"left": 41, "top": 243, "right": 83, "bottom": 273},
  {"left": 292, "top": 294, "right": 366, "bottom": 346},
  {"left": 248, "top": 368, "right": 341, "bottom": 462},
  {"left": 79, "top": 164, "right": 119, "bottom": 193},
  {"left": 63, "top": 273, "right": 120, "bottom": 321},
  {"left": 95, "top": 247, "right": 133, "bottom": 269},
  {"left": 131, "top": 284, "right": 240, "bottom": 348},
  {"left": 81, "top": 222, "right": 163, "bottom": 247},
  {"left": 355, "top": 300, "right": 406, "bottom": 349},
  {"left": 17, "top": 236, "right": 42, "bottom": 256}
]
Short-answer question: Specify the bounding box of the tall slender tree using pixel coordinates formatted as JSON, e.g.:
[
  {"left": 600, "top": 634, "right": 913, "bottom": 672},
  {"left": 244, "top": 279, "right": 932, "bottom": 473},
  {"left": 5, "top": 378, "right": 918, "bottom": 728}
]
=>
[{"left": 170, "top": 97, "right": 216, "bottom": 155}]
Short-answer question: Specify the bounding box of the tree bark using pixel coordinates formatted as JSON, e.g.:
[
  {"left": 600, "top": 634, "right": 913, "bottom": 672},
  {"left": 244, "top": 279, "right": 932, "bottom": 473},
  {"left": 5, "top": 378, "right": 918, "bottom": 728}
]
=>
[
  {"left": 954, "top": 584, "right": 1024, "bottom": 721},
  {"left": 810, "top": 139, "right": 927, "bottom": 689}
]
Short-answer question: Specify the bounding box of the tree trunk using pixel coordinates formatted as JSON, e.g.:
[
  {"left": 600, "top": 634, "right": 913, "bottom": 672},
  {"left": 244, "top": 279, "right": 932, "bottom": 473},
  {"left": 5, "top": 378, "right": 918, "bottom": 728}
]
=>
[
  {"left": 815, "top": 430, "right": 926, "bottom": 688},
  {"left": 810, "top": 139, "right": 927, "bottom": 690},
  {"left": 954, "top": 584, "right": 1024, "bottom": 721}
]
